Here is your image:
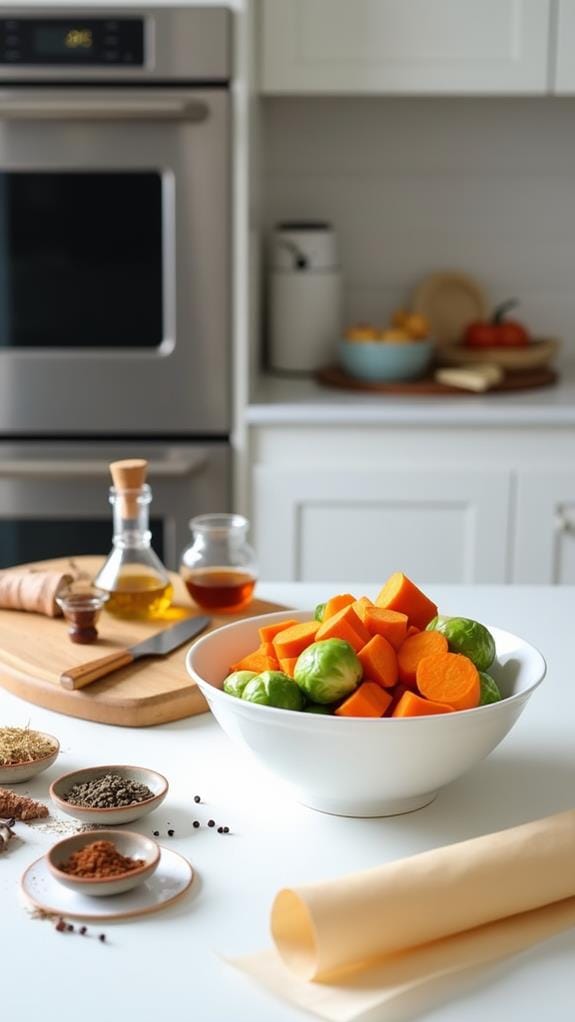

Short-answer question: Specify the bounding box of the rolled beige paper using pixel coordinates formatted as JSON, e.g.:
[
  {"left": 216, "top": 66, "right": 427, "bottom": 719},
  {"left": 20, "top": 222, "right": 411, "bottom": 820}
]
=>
[
  {"left": 271, "top": 808, "right": 575, "bottom": 982},
  {"left": 0, "top": 570, "right": 73, "bottom": 617}
]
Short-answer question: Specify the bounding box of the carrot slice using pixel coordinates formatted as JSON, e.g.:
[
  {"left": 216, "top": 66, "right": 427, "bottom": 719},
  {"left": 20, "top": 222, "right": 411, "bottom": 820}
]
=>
[
  {"left": 258, "top": 641, "right": 278, "bottom": 657},
  {"left": 392, "top": 691, "right": 455, "bottom": 717},
  {"left": 375, "top": 572, "right": 438, "bottom": 630},
  {"left": 397, "top": 631, "right": 448, "bottom": 689},
  {"left": 229, "top": 651, "right": 277, "bottom": 674},
  {"left": 316, "top": 604, "right": 370, "bottom": 652},
  {"left": 323, "top": 593, "right": 356, "bottom": 620},
  {"left": 351, "top": 596, "right": 374, "bottom": 625},
  {"left": 258, "top": 618, "right": 299, "bottom": 643},
  {"left": 417, "top": 652, "right": 480, "bottom": 711},
  {"left": 357, "top": 634, "right": 398, "bottom": 689},
  {"left": 335, "top": 681, "right": 392, "bottom": 718},
  {"left": 273, "top": 620, "right": 320, "bottom": 658},
  {"left": 279, "top": 657, "right": 298, "bottom": 677},
  {"left": 363, "top": 607, "right": 408, "bottom": 650}
]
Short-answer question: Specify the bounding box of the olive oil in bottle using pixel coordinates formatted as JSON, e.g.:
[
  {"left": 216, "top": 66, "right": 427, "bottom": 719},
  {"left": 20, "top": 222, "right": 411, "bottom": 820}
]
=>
[{"left": 95, "top": 459, "right": 173, "bottom": 620}]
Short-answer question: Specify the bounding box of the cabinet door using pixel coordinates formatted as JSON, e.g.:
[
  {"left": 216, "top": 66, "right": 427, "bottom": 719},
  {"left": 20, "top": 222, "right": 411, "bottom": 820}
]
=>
[
  {"left": 514, "top": 470, "right": 575, "bottom": 582},
  {"left": 253, "top": 466, "right": 511, "bottom": 582},
  {"left": 260, "top": 0, "right": 551, "bottom": 95}
]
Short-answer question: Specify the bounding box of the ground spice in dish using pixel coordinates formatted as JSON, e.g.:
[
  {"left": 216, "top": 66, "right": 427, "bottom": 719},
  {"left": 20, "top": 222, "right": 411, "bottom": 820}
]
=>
[
  {"left": 58, "top": 839, "right": 144, "bottom": 878},
  {"left": 62, "top": 773, "right": 154, "bottom": 809},
  {"left": 0, "top": 727, "right": 58, "bottom": 766},
  {"left": 0, "top": 787, "right": 48, "bottom": 820}
]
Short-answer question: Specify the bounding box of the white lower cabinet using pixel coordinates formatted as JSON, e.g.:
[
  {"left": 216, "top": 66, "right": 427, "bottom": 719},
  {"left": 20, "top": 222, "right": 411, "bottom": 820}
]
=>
[
  {"left": 253, "top": 464, "right": 511, "bottom": 583},
  {"left": 514, "top": 470, "right": 575, "bottom": 583}
]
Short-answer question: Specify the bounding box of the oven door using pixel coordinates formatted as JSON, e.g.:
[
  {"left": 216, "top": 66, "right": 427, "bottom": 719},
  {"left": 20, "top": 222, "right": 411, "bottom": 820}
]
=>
[
  {"left": 0, "top": 88, "right": 229, "bottom": 435},
  {"left": 0, "top": 441, "right": 230, "bottom": 569}
]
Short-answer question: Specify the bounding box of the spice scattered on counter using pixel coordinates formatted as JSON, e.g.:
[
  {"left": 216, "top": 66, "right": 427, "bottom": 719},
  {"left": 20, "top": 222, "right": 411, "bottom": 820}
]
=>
[
  {"left": 193, "top": 795, "right": 201, "bottom": 803},
  {"left": 61, "top": 773, "right": 154, "bottom": 809},
  {"left": 31, "top": 908, "right": 108, "bottom": 943},
  {"left": 0, "top": 816, "right": 16, "bottom": 851},
  {"left": 193, "top": 821, "right": 200, "bottom": 829},
  {"left": 0, "top": 726, "right": 58, "bottom": 766},
  {"left": 0, "top": 787, "right": 48, "bottom": 820},
  {"left": 167, "top": 828, "right": 175, "bottom": 837},
  {"left": 58, "top": 839, "right": 144, "bottom": 878},
  {"left": 207, "top": 819, "right": 215, "bottom": 827},
  {"left": 153, "top": 830, "right": 160, "bottom": 837}
]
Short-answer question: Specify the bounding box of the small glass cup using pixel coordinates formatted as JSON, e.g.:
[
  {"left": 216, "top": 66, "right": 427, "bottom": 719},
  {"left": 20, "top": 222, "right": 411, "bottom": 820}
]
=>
[
  {"left": 56, "top": 581, "right": 109, "bottom": 644},
  {"left": 180, "top": 513, "right": 257, "bottom": 613}
]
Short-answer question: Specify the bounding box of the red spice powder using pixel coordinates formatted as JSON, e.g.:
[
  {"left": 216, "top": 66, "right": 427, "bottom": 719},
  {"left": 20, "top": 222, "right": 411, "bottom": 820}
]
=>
[{"left": 58, "top": 840, "right": 144, "bottom": 878}]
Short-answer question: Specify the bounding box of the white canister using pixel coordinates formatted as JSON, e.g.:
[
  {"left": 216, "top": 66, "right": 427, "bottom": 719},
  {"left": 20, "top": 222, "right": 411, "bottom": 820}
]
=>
[{"left": 268, "top": 222, "right": 342, "bottom": 373}]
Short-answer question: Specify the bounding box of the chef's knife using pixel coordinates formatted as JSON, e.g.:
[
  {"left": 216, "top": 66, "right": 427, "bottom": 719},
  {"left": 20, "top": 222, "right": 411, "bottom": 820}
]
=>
[{"left": 59, "top": 615, "right": 212, "bottom": 691}]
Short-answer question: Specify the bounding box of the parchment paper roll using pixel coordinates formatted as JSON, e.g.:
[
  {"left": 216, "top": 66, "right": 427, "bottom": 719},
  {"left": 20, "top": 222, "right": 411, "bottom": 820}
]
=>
[{"left": 271, "top": 809, "right": 575, "bottom": 981}]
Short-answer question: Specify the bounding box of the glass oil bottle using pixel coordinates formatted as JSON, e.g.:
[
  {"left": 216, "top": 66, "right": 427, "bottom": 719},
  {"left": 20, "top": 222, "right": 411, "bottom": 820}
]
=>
[{"left": 94, "top": 459, "right": 173, "bottom": 619}]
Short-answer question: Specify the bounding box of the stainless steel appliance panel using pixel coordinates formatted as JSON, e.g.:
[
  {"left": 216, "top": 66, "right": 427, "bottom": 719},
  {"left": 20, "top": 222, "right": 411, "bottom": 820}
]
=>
[
  {"left": 0, "top": 87, "right": 230, "bottom": 434},
  {"left": 0, "top": 7, "right": 231, "bottom": 81},
  {"left": 0, "top": 441, "right": 230, "bottom": 569}
]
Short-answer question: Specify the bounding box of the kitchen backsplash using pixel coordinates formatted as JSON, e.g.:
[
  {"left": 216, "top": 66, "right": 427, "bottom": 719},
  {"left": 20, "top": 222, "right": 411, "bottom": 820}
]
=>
[{"left": 262, "top": 97, "right": 575, "bottom": 358}]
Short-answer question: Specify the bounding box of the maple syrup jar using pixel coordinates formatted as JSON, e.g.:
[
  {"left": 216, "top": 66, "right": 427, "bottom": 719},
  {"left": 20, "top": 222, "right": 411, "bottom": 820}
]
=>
[{"left": 180, "top": 514, "right": 257, "bottom": 613}]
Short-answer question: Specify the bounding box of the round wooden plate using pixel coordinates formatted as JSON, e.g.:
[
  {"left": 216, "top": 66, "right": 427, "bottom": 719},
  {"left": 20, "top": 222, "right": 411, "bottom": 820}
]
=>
[{"left": 316, "top": 365, "right": 558, "bottom": 395}]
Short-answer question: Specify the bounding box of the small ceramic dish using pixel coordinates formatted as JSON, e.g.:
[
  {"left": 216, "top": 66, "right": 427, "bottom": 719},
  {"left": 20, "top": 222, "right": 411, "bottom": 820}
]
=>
[
  {"left": 49, "top": 764, "right": 168, "bottom": 825},
  {"left": 0, "top": 732, "right": 60, "bottom": 784},
  {"left": 47, "top": 829, "right": 161, "bottom": 897}
]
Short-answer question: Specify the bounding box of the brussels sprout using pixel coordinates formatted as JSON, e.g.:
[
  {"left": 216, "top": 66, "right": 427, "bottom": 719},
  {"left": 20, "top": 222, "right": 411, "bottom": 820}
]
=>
[
  {"left": 479, "top": 672, "right": 502, "bottom": 706},
  {"left": 303, "top": 703, "right": 333, "bottom": 715},
  {"left": 294, "top": 639, "right": 362, "bottom": 705},
  {"left": 241, "top": 670, "right": 304, "bottom": 711},
  {"left": 314, "top": 602, "right": 326, "bottom": 622},
  {"left": 427, "top": 615, "right": 495, "bottom": 672},
  {"left": 223, "top": 670, "right": 257, "bottom": 699}
]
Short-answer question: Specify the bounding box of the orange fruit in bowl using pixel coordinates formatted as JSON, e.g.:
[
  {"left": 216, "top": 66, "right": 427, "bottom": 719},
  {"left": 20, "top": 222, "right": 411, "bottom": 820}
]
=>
[
  {"left": 379, "top": 327, "right": 413, "bottom": 343},
  {"left": 391, "top": 308, "right": 410, "bottom": 328},
  {"left": 345, "top": 323, "right": 379, "bottom": 342},
  {"left": 403, "top": 313, "right": 430, "bottom": 340}
]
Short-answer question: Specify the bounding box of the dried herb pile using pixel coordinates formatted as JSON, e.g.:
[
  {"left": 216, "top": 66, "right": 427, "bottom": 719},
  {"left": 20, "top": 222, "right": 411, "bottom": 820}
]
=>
[{"left": 0, "top": 727, "right": 58, "bottom": 766}]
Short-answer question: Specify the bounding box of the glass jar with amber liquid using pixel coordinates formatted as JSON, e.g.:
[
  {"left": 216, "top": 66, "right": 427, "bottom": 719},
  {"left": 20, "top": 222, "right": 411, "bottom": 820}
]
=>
[
  {"left": 180, "top": 514, "right": 257, "bottom": 613},
  {"left": 95, "top": 459, "right": 173, "bottom": 619}
]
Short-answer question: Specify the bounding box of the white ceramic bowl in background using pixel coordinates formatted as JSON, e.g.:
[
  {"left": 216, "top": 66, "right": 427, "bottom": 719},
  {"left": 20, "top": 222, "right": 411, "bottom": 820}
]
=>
[
  {"left": 0, "top": 732, "right": 60, "bottom": 784},
  {"left": 50, "top": 765, "right": 168, "bottom": 825},
  {"left": 186, "top": 610, "right": 546, "bottom": 818},
  {"left": 47, "top": 829, "right": 160, "bottom": 897}
]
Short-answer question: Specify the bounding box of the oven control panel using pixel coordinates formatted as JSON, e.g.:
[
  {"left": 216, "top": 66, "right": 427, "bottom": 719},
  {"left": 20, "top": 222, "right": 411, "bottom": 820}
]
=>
[{"left": 0, "top": 17, "right": 144, "bottom": 66}]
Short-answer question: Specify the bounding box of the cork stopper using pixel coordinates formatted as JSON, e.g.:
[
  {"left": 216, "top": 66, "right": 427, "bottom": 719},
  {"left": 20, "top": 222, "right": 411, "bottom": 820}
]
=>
[{"left": 109, "top": 459, "right": 148, "bottom": 519}]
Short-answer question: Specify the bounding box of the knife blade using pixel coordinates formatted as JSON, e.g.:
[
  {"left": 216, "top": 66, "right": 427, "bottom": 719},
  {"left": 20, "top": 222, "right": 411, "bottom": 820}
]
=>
[{"left": 59, "top": 615, "right": 212, "bottom": 691}]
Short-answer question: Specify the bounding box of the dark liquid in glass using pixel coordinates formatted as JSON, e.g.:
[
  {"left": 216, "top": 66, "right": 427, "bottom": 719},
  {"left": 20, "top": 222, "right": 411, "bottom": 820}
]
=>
[{"left": 183, "top": 568, "right": 256, "bottom": 612}]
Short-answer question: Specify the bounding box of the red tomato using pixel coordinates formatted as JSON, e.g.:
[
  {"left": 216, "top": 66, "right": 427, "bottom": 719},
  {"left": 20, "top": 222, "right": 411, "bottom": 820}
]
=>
[
  {"left": 496, "top": 321, "right": 530, "bottom": 346},
  {"left": 464, "top": 322, "right": 498, "bottom": 348}
]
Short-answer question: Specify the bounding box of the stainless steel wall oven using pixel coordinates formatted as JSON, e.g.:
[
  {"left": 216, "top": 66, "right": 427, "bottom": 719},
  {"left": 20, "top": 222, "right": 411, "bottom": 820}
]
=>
[{"left": 0, "top": 6, "right": 231, "bottom": 568}]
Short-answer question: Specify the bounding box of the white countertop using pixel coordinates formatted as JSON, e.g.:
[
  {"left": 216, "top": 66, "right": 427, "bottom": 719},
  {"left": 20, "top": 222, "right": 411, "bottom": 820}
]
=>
[
  {"left": 248, "top": 370, "right": 575, "bottom": 426},
  {"left": 2, "top": 582, "right": 575, "bottom": 1022}
]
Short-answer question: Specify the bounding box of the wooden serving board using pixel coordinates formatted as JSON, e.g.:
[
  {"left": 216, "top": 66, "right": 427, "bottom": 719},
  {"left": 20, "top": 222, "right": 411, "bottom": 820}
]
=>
[
  {"left": 0, "top": 557, "right": 285, "bottom": 728},
  {"left": 316, "top": 365, "right": 558, "bottom": 395}
]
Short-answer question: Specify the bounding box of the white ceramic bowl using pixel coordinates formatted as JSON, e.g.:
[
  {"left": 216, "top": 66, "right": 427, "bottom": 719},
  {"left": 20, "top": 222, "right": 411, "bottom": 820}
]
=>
[
  {"left": 0, "top": 731, "right": 60, "bottom": 784},
  {"left": 47, "top": 829, "right": 160, "bottom": 897},
  {"left": 186, "top": 610, "right": 546, "bottom": 818},
  {"left": 50, "top": 765, "right": 168, "bottom": 825}
]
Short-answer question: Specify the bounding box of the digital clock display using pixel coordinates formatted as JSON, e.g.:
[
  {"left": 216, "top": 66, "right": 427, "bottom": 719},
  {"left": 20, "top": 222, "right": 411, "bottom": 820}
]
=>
[{"left": 0, "top": 18, "right": 144, "bottom": 66}]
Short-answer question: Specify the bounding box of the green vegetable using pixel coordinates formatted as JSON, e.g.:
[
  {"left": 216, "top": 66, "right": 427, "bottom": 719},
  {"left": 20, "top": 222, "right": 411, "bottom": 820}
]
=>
[
  {"left": 426, "top": 615, "right": 495, "bottom": 672},
  {"left": 223, "top": 670, "right": 257, "bottom": 699},
  {"left": 479, "top": 672, "right": 502, "bottom": 705},
  {"left": 303, "top": 703, "right": 333, "bottom": 715},
  {"left": 314, "top": 602, "right": 326, "bottom": 622},
  {"left": 294, "top": 638, "right": 362, "bottom": 705},
  {"left": 241, "top": 670, "right": 304, "bottom": 711}
]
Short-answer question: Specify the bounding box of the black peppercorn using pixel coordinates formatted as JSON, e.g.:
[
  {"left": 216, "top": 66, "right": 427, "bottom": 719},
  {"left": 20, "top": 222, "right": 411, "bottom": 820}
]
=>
[
  {"left": 223, "top": 826, "right": 230, "bottom": 834},
  {"left": 99, "top": 933, "right": 106, "bottom": 943},
  {"left": 79, "top": 926, "right": 87, "bottom": 936},
  {"left": 167, "top": 829, "right": 175, "bottom": 837},
  {"left": 193, "top": 820, "right": 200, "bottom": 829},
  {"left": 153, "top": 830, "right": 159, "bottom": 837},
  {"left": 207, "top": 819, "right": 215, "bottom": 827},
  {"left": 67, "top": 924, "right": 74, "bottom": 932},
  {"left": 193, "top": 795, "right": 201, "bottom": 803},
  {"left": 217, "top": 826, "right": 224, "bottom": 834}
]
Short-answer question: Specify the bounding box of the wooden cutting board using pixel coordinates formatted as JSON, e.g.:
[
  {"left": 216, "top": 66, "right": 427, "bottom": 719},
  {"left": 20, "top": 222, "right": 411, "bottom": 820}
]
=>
[
  {"left": 316, "top": 365, "right": 558, "bottom": 394},
  {"left": 0, "top": 557, "right": 286, "bottom": 728}
]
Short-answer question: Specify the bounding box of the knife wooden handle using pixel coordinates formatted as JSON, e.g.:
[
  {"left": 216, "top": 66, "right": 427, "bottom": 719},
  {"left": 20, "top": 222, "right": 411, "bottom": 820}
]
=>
[{"left": 60, "top": 650, "right": 135, "bottom": 690}]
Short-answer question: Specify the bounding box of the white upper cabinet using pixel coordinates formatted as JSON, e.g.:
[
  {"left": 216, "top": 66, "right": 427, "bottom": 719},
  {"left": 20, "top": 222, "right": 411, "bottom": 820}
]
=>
[
  {"left": 554, "top": 1, "right": 575, "bottom": 91},
  {"left": 259, "top": 0, "right": 552, "bottom": 95}
]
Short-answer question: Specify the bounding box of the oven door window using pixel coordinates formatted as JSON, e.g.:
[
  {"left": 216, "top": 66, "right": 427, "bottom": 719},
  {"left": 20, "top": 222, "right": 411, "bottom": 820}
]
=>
[
  {"left": 0, "top": 519, "right": 165, "bottom": 569},
  {"left": 0, "top": 172, "right": 163, "bottom": 348}
]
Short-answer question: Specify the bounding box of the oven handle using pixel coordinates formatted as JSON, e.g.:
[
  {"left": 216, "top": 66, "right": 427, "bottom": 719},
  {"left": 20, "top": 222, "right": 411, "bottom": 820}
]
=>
[
  {"left": 0, "top": 97, "right": 209, "bottom": 122},
  {"left": 0, "top": 456, "right": 208, "bottom": 478}
]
